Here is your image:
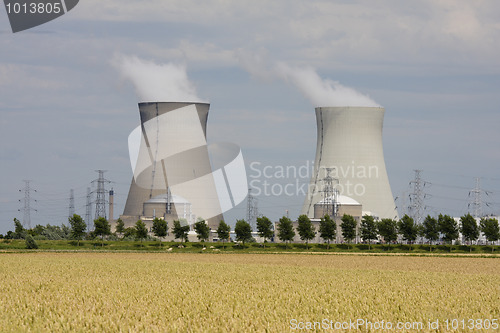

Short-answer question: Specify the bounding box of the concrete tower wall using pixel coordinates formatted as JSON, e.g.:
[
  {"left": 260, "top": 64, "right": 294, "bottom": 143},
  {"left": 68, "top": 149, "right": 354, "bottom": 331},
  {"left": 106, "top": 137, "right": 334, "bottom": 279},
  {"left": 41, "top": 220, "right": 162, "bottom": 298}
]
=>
[
  {"left": 122, "top": 102, "right": 223, "bottom": 229},
  {"left": 302, "top": 107, "right": 398, "bottom": 220}
]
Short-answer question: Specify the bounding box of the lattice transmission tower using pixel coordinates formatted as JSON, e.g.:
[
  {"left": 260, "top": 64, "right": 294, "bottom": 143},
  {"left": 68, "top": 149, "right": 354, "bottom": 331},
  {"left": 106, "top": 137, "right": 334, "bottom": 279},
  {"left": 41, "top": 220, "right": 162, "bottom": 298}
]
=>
[
  {"left": 18, "top": 180, "right": 36, "bottom": 228},
  {"left": 85, "top": 187, "right": 93, "bottom": 230},
  {"left": 92, "top": 170, "right": 111, "bottom": 220},
  {"left": 408, "top": 170, "right": 428, "bottom": 224},
  {"left": 68, "top": 189, "right": 75, "bottom": 219},
  {"left": 468, "top": 177, "right": 492, "bottom": 218},
  {"left": 321, "top": 167, "right": 339, "bottom": 217}
]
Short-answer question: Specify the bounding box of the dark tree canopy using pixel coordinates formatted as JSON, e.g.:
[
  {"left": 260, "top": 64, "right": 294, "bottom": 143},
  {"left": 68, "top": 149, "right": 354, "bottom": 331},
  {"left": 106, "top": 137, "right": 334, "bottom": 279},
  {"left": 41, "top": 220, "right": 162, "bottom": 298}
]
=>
[
  {"left": 94, "top": 217, "right": 111, "bottom": 237},
  {"left": 25, "top": 234, "right": 38, "bottom": 249},
  {"left": 194, "top": 219, "right": 210, "bottom": 243},
  {"left": 69, "top": 214, "right": 86, "bottom": 246},
  {"left": 173, "top": 220, "right": 190, "bottom": 243},
  {"left": 340, "top": 214, "right": 356, "bottom": 244},
  {"left": 480, "top": 218, "right": 500, "bottom": 244},
  {"left": 93, "top": 217, "right": 111, "bottom": 246},
  {"left": 320, "top": 214, "right": 337, "bottom": 248},
  {"left": 397, "top": 214, "right": 418, "bottom": 244},
  {"left": 421, "top": 215, "right": 439, "bottom": 244},
  {"left": 256, "top": 216, "right": 274, "bottom": 242},
  {"left": 297, "top": 214, "right": 315, "bottom": 248},
  {"left": 14, "top": 218, "right": 25, "bottom": 239},
  {"left": 217, "top": 220, "right": 231, "bottom": 247},
  {"left": 135, "top": 220, "right": 148, "bottom": 242},
  {"left": 377, "top": 218, "right": 398, "bottom": 244},
  {"left": 234, "top": 219, "right": 252, "bottom": 244},
  {"left": 438, "top": 214, "right": 459, "bottom": 244},
  {"left": 277, "top": 216, "right": 295, "bottom": 248},
  {"left": 360, "top": 215, "right": 378, "bottom": 248},
  {"left": 460, "top": 213, "right": 479, "bottom": 244},
  {"left": 152, "top": 217, "right": 168, "bottom": 239},
  {"left": 115, "top": 218, "right": 125, "bottom": 234}
]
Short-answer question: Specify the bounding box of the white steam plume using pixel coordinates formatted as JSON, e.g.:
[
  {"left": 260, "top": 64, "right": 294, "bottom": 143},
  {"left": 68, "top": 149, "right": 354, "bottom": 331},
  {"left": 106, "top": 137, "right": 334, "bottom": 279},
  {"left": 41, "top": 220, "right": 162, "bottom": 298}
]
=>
[
  {"left": 237, "top": 52, "right": 380, "bottom": 107},
  {"left": 275, "top": 63, "right": 380, "bottom": 107},
  {"left": 113, "top": 55, "right": 205, "bottom": 103}
]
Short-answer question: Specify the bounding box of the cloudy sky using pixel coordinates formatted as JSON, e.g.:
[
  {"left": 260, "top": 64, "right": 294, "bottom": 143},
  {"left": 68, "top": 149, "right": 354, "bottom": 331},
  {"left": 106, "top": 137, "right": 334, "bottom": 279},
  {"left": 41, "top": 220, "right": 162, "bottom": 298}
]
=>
[{"left": 1, "top": 0, "right": 500, "bottom": 233}]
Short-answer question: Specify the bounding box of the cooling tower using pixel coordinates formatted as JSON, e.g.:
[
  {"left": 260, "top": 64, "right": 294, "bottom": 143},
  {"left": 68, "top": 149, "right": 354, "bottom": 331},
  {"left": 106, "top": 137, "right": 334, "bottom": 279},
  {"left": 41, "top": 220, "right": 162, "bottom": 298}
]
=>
[
  {"left": 302, "top": 106, "right": 398, "bottom": 220},
  {"left": 122, "top": 102, "right": 224, "bottom": 229}
]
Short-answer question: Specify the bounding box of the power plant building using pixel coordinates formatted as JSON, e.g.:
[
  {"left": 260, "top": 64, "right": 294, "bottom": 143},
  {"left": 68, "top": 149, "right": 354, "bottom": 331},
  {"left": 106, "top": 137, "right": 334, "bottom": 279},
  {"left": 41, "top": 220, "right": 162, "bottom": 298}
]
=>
[
  {"left": 120, "top": 102, "right": 224, "bottom": 230},
  {"left": 302, "top": 106, "right": 398, "bottom": 220}
]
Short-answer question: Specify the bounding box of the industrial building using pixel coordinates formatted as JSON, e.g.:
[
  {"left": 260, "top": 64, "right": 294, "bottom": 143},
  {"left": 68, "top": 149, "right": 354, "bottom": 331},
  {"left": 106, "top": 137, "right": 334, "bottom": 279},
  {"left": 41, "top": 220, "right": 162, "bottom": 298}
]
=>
[
  {"left": 119, "top": 102, "right": 224, "bottom": 232},
  {"left": 302, "top": 106, "right": 398, "bottom": 220}
]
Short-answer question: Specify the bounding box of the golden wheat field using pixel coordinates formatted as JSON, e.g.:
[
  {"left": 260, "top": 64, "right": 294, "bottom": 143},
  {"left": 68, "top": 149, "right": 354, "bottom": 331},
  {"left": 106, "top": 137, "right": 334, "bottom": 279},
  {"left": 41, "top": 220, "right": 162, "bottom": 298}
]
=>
[{"left": 0, "top": 253, "right": 498, "bottom": 332}]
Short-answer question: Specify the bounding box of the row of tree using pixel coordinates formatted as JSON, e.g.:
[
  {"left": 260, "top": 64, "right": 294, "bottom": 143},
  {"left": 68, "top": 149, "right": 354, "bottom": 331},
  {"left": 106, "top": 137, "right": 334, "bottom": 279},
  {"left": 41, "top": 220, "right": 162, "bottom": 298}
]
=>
[
  {"left": 5, "top": 213, "right": 500, "bottom": 251},
  {"left": 266, "top": 213, "right": 500, "bottom": 251}
]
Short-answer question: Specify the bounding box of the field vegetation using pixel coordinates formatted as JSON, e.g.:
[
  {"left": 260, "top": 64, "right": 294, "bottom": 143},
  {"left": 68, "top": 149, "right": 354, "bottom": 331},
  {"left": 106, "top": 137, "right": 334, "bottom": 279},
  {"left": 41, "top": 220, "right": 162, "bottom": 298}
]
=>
[{"left": 0, "top": 253, "right": 498, "bottom": 332}]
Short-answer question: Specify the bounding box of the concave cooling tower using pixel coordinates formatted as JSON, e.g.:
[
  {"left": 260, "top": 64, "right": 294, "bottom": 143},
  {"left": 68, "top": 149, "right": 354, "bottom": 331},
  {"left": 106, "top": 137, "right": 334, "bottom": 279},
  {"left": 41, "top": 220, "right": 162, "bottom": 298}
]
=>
[
  {"left": 302, "top": 106, "right": 398, "bottom": 219},
  {"left": 122, "top": 102, "right": 224, "bottom": 228}
]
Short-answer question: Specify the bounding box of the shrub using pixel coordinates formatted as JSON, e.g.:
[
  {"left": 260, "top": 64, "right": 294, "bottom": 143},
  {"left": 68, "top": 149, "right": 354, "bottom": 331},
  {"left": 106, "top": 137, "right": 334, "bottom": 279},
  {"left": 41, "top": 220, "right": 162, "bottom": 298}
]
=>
[{"left": 25, "top": 235, "right": 39, "bottom": 249}]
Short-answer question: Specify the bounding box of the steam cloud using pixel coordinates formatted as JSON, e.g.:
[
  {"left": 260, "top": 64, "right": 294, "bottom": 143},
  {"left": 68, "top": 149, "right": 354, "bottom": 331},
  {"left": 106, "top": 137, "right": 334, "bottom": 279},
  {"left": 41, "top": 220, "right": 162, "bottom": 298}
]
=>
[
  {"left": 275, "top": 63, "right": 380, "bottom": 107},
  {"left": 238, "top": 53, "right": 380, "bottom": 107},
  {"left": 113, "top": 55, "right": 205, "bottom": 103}
]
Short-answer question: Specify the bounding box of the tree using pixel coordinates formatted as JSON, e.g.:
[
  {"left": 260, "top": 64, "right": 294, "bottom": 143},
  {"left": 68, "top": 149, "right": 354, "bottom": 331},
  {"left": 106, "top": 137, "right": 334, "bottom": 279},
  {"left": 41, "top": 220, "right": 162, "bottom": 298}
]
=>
[
  {"left": 397, "top": 214, "right": 418, "bottom": 249},
  {"left": 14, "top": 218, "right": 25, "bottom": 239},
  {"left": 152, "top": 217, "right": 168, "bottom": 244},
  {"left": 438, "top": 214, "right": 459, "bottom": 247},
  {"left": 216, "top": 220, "right": 231, "bottom": 249},
  {"left": 297, "top": 214, "right": 315, "bottom": 249},
  {"left": 460, "top": 213, "right": 479, "bottom": 251},
  {"left": 94, "top": 217, "right": 111, "bottom": 246},
  {"left": 135, "top": 220, "right": 148, "bottom": 243},
  {"left": 69, "top": 214, "right": 86, "bottom": 246},
  {"left": 41, "top": 224, "right": 67, "bottom": 240},
  {"left": 194, "top": 219, "right": 210, "bottom": 244},
  {"left": 123, "top": 227, "right": 136, "bottom": 239},
  {"left": 480, "top": 218, "right": 500, "bottom": 252},
  {"left": 377, "top": 218, "right": 398, "bottom": 245},
  {"left": 32, "top": 224, "right": 45, "bottom": 236},
  {"left": 421, "top": 215, "right": 439, "bottom": 251},
  {"left": 277, "top": 216, "right": 295, "bottom": 249},
  {"left": 256, "top": 216, "right": 274, "bottom": 247},
  {"left": 234, "top": 219, "right": 253, "bottom": 245},
  {"left": 25, "top": 234, "right": 38, "bottom": 249},
  {"left": 115, "top": 218, "right": 125, "bottom": 236},
  {"left": 173, "top": 220, "right": 190, "bottom": 243},
  {"left": 340, "top": 214, "right": 356, "bottom": 247},
  {"left": 320, "top": 214, "right": 336, "bottom": 249},
  {"left": 360, "top": 215, "right": 378, "bottom": 250}
]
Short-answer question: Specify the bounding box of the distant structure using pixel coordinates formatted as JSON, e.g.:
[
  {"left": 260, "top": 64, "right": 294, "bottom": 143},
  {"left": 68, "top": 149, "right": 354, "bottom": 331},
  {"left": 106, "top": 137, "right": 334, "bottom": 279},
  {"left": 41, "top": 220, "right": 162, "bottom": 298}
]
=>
[
  {"left": 93, "top": 170, "right": 110, "bottom": 220},
  {"left": 85, "top": 187, "right": 93, "bottom": 230},
  {"left": 246, "top": 188, "right": 258, "bottom": 230},
  {"left": 408, "top": 169, "right": 427, "bottom": 224},
  {"left": 68, "top": 189, "right": 75, "bottom": 219},
  {"left": 121, "top": 102, "right": 224, "bottom": 230},
  {"left": 109, "top": 189, "right": 114, "bottom": 223},
  {"left": 18, "top": 180, "right": 36, "bottom": 228},
  {"left": 281, "top": 195, "right": 363, "bottom": 244},
  {"left": 302, "top": 107, "right": 397, "bottom": 220},
  {"left": 321, "top": 167, "right": 339, "bottom": 217},
  {"left": 469, "top": 177, "right": 483, "bottom": 219}
]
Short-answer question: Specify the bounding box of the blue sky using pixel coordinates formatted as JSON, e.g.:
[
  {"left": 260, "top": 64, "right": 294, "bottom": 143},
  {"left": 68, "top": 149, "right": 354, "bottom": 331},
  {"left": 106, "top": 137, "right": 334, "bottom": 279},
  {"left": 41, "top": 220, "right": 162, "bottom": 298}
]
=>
[{"left": 1, "top": 0, "right": 500, "bottom": 233}]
